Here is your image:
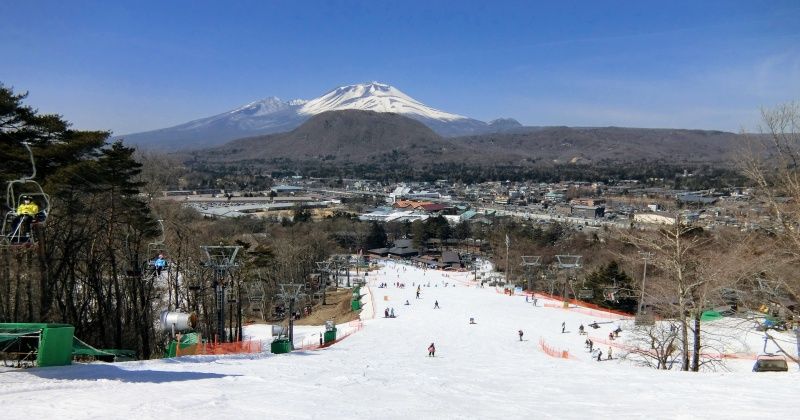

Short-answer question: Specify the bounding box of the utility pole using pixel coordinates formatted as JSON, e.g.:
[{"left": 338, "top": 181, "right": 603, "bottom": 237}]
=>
[
  {"left": 637, "top": 251, "right": 652, "bottom": 323},
  {"left": 505, "top": 234, "right": 510, "bottom": 285}
]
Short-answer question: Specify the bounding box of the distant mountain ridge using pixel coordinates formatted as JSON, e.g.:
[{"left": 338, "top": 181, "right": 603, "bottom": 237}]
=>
[
  {"left": 121, "top": 82, "right": 516, "bottom": 150},
  {"left": 190, "top": 109, "right": 746, "bottom": 170}
]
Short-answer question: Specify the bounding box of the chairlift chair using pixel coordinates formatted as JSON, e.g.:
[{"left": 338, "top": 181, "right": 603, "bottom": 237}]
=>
[
  {"left": 577, "top": 287, "right": 594, "bottom": 300},
  {"left": 2, "top": 143, "right": 50, "bottom": 247},
  {"left": 752, "top": 354, "right": 789, "bottom": 372},
  {"left": 603, "top": 287, "right": 619, "bottom": 302}
]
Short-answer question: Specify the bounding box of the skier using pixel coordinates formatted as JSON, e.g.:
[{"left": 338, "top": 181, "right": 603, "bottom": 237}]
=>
[
  {"left": 578, "top": 324, "right": 585, "bottom": 335},
  {"left": 154, "top": 254, "right": 167, "bottom": 277},
  {"left": 597, "top": 350, "right": 603, "bottom": 361},
  {"left": 607, "top": 347, "right": 613, "bottom": 360},
  {"left": 608, "top": 332, "right": 614, "bottom": 341},
  {"left": 434, "top": 300, "right": 440, "bottom": 309},
  {"left": 518, "top": 330, "right": 524, "bottom": 341},
  {"left": 390, "top": 308, "right": 395, "bottom": 318},
  {"left": 428, "top": 343, "right": 436, "bottom": 357},
  {"left": 384, "top": 308, "right": 389, "bottom": 318},
  {"left": 588, "top": 339, "right": 594, "bottom": 352},
  {"left": 561, "top": 322, "right": 566, "bottom": 333},
  {"left": 525, "top": 295, "right": 529, "bottom": 303},
  {"left": 532, "top": 297, "right": 538, "bottom": 306},
  {"left": 404, "top": 300, "right": 410, "bottom": 305}
]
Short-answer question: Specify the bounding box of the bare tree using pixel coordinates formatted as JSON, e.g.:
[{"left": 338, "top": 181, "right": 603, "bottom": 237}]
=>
[{"left": 625, "top": 320, "right": 682, "bottom": 369}]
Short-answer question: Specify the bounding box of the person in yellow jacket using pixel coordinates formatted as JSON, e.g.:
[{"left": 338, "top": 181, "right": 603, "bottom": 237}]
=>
[{"left": 11, "top": 195, "right": 39, "bottom": 241}]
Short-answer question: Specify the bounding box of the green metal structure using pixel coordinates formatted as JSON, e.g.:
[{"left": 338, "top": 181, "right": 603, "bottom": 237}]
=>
[{"left": 0, "top": 323, "right": 75, "bottom": 367}]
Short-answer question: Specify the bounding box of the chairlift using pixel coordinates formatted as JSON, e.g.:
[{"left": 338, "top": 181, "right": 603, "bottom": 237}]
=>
[
  {"left": 603, "top": 287, "right": 618, "bottom": 302},
  {"left": 146, "top": 219, "right": 169, "bottom": 265},
  {"left": 1, "top": 143, "right": 50, "bottom": 247},
  {"left": 577, "top": 287, "right": 594, "bottom": 300},
  {"left": 752, "top": 354, "right": 789, "bottom": 372}
]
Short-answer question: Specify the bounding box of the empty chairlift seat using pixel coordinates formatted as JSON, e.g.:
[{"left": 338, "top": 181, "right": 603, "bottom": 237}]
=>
[{"left": 752, "top": 355, "right": 789, "bottom": 372}]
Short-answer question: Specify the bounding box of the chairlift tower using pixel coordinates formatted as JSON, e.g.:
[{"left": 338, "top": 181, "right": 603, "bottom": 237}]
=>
[
  {"left": 332, "top": 254, "right": 352, "bottom": 288},
  {"left": 555, "top": 255, "right": 582, "bottom": 303},
  {"left": 520, "top": 256, "right": 542, "bottom": 292},
  {"left": 315, "top": 260, "right": 334, "bottom": 305},
  {"left": 201, "top": 245, "right": 241, "bottom": 343},
  {"left": 277, "top": 283, "right": 306, "bottom": 350}
]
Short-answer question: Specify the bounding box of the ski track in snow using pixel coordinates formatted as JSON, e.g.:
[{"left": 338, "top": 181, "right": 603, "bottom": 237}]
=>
[{"left": 1, "top": 260, "right": 798, "bottom": 419}]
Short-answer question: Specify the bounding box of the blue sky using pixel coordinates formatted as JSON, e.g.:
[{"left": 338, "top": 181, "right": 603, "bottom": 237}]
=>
[{"left": 1, "top": 1, "right": 798, "bottom": 134}]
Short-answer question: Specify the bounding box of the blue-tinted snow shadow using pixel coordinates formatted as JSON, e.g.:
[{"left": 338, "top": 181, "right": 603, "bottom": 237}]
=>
[{"left": 26, "top": 363, "right": 239, "bottom": 383}]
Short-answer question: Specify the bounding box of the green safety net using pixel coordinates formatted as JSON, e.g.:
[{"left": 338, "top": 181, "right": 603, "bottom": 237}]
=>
[{"left": 72, "top": 337, "right": 135, "bottom": 362}]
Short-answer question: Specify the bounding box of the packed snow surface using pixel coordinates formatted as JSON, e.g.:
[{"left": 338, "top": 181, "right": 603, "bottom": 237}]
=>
[{"left": 1, "top": 260, "right": 797, "bottom": 419}]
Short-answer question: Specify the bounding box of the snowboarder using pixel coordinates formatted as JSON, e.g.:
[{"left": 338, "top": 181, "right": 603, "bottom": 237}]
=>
[
  {"left": 607, "top": 347, "right": 613, "bottom": 360},
  {"left": 416, "top": 290, "right": 420, "bottom": 299},
  {"left": 390, "top": 308, "right": 395, "bottom": 318},
  {"left": 578, "top": 324, "right": 585, "bottom": 335},
  {"left": 518, "top": 330, "right": 524, "bottom": 341},
  {"left": 608, "top": 332, "right": 614, "bottom": 341},
  {"left": 589, "top": 321, "right": 599, "bottom": 329},
  {"left": 525, "top": 295, "right": 529, "bottom": 303},
  {"left": 561, "top": 322, "right": 566, "bottom": 333},
  {"left": 384, "top": 308, "right": 389, "bottom": 318},
  {"left": 614, "top": 326, "right": 622, "bottom": 337},
  {"left": 533, "top": 297, "right": 538, "bottom": 306},
  {"left": 404, "top": 300, "right": 410, "bottom": 305},
  {"left": 470, "top": 317, "right": 476, "bottom": 324},
  {"left": 434, "top": 300, "right": 440, "bottom": 309},
  {"left": 588, "top": 339, "right": 594, "bottom": 352},
  {"left": 597, "top": 350, "right": 603, "bottom": 361},
  {"left": 428, "top": 343, "right": 436, "bottom": 357}
]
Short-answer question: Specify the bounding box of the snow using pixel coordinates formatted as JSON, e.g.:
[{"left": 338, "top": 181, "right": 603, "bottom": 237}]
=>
[
  {"left": 299, "top": 82, "right": 468, "bottom": 122},
  {"left": 1, "top": 261, "right": 797, "bottom": 419}
]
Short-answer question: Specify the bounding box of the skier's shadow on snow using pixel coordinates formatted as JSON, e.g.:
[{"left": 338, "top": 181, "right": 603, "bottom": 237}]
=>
[{"left": 26, "top": 363, "right": 241, "bottom": 383}]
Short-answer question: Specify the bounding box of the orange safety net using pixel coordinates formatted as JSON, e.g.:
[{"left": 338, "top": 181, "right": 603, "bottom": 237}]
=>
[
  {"left": 539, "top": 337, "right": 570, "bottom": 359},
  {"left": 175, "top": 340, "right": 262, "bottom": 357},
  {"left": 300, "top": 320, "right": 364, "bottom": 351},
  {"left": 531, "top": 291, "right": 634, "bottom": 320}
]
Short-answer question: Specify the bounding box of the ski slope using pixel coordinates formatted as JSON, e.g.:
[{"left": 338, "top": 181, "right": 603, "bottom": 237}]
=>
[{"left": 1, "top": 260, "right": 797, "bottom": 419}]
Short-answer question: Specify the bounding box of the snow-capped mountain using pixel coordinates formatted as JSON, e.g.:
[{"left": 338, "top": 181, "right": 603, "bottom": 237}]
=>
[
  {"left": 120, "top": 82, "right": 515, "bottom": 150},
  {"left": 298, "top": 82, "right": 465, "bottom": 121}
]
